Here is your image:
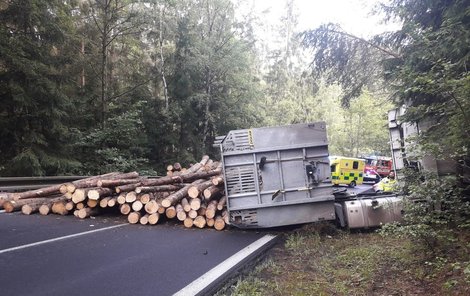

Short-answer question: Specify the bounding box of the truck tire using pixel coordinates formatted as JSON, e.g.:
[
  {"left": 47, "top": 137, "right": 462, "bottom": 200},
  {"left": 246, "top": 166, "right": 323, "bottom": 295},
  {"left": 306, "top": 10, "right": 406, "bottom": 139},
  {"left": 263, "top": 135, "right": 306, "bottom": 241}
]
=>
[{"left": 349, "top": 181, "right": 356, "bottom": 188}]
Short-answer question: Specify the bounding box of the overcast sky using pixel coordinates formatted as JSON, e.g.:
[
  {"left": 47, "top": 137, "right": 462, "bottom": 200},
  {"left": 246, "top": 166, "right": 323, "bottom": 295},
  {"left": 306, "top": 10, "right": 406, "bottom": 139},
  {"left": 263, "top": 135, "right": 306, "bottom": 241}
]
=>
[{"left": 240, "top": 0, "right": 400, "bottom": 37}]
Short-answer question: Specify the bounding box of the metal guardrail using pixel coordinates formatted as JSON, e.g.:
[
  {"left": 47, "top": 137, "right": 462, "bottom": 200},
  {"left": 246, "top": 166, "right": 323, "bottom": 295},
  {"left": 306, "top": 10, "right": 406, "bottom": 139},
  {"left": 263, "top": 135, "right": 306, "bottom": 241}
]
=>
[{"left": 0, "top": 176, "right": 87, "bottom": 192}]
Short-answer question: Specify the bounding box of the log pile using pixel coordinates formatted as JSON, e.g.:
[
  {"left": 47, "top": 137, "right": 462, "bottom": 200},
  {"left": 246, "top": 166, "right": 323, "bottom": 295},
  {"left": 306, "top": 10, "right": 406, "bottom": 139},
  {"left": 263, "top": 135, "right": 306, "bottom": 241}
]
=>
[{"left": 0, "top": 156, "right": 229, "bottom": 231}]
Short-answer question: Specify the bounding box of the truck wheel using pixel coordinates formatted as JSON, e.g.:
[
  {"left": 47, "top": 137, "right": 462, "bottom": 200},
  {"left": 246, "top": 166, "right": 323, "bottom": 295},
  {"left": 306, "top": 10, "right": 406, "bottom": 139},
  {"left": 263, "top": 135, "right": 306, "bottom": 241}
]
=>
[{"left": 349, "top": 181, "right": 356, "bottom": 188}]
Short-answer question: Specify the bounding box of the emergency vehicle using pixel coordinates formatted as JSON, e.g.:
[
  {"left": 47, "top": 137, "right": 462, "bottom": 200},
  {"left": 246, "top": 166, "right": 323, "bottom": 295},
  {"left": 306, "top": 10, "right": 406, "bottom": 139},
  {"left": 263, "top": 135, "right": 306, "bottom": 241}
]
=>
[
  {"left": 329, "top": 156, "right": 365, "bottom": 188},
  {"left": 363, "top": 156, "right": 393, "bottom": 182}
]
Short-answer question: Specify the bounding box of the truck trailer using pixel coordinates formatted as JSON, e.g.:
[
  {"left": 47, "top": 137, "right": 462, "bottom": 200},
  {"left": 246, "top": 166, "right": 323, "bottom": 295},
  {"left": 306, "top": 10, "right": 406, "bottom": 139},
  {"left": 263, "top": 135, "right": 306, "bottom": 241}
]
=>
[{"left": 215, "top": 122, "right": 403, "bottom": 229}]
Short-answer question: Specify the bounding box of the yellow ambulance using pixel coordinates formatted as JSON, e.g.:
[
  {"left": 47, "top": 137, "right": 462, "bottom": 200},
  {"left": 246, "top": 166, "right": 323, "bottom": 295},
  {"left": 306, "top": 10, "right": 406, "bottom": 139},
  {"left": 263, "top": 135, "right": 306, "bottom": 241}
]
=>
[{"left": 330, "top": 156, "right": 365, "bottom": 187}]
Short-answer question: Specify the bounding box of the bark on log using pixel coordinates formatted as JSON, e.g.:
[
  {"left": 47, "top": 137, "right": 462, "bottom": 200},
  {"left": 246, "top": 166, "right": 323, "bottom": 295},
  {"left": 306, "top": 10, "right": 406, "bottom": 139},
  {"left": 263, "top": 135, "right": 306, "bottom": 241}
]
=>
[
  {"left": 0, "top": 192, "right": 11, "bottom": 209},
  {"left": 97, "top": 178, "right": 143, "bottom": 188},
  {"left": 128, "top": 211, "right": 141, "bottom": 224},
  {"left": 12, "top": 185, "right": 62, "bottom": 200},
  {"left": 148, "top": 213, "right": 160, "bottom": 225},
  {"left": 22, "top": 203, "right": 41, "bottom": 215},
  {"left": 197, "top": 204, "right": 207, "bottom": 217},
  {"left": 217, "top": 196, "right": 227, "bottom": 211},
  {"left": 194, "top": 216, "right": 206, "bottom": 229},
  {"left": 184, "top": 155, "right": 210, "bottom": 174},
  {"left": 181, "top": 198, "right": 191, "bottom": 212},
  {"left": 135, "top": 184, "right": 185, "bottom": 194},
  {"left": 4, "top": 196, "right": 65, "bottom": 213},
  {"left": 139, "top": 193, "right": 151, "bottom": 204},
  {"left": 61, "top": 172, "right": 123, "bottom": 193},
  {"left": 115, "top": 182, "right": 142, "bottom": 194},
  {"left": 78, "top": 207, "right": 100, "bottom": 219},
  {"left": 173, "top": 162, "right": 182, "bottom": 171},
  {"left": 72, "top": 187, "right": 98, "bottom": 203},
  {"left": 161, "top": 179, "right": 204, "bottom": 208}
]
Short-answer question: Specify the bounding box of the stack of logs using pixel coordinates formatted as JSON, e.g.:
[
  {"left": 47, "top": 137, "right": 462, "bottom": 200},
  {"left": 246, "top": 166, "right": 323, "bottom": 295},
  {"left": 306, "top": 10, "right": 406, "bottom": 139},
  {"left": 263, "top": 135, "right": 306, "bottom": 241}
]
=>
[{"left": 0, "top": 156, "right": 229, "bottom": 231}]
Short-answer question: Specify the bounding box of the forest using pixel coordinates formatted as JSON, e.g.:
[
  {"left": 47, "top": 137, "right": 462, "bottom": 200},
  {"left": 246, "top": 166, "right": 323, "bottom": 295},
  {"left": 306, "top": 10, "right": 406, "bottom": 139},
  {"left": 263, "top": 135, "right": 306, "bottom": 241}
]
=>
[{"left": 0, "top": 0, "right": 396, "bottom": 176}]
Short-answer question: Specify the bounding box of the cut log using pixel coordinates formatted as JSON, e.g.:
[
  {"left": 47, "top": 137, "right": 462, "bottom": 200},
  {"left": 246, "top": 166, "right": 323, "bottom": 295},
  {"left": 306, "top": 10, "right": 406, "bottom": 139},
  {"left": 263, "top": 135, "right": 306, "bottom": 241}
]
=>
[
  {"left": 166, "top": 164, "right": 174, "bottom": 171},
  {"left": 144, "top": 200, "right": 159, "bottom": 214},
  {"left": 107, "top": 197, "right": 117, "bottom": 207},
  {"left": 135, "top": 184, "right": 185, "bottom": 194},
  {"left": 140, "top": 214, "right": 149, "bottom": 225},
  {"left": 132, "top": 200, "right": 143, "bottom": 212},
  {"left": 0, "top": 192, "right": 11, "bottom": 209},
  {"left": 12, "top": 185, "right": 61, "bottom": 200},
  {"left": 188, "top": 179, "right": 214, "bottom": 199},
  {"left": 65, "top": 192, "right": 73, "bottom": 200},
  {"left": 181, "top": 198, "right": 191, "bottom": 212},
  {"left": 120, "top": 204, "right": 131, "bottom": 215},
  {"left": 115, "top": 182, "right": 142, "bottom": 194},
  {"left": 125, "top": 191, "right": 137, "bottom": 203},
  {"left": 72, "top": 187, "right": 97, "bottom": 204},
  {"left": 190, "top": 198, "right": 201, "bottom": 211},
  {"left": 73, "top": 210, "right": 79, "bottom": 217},
  {"left": 78, "top": 207, "right": 100, "bottom": 219},
  {"left": 183, "top": 217, "right": 194, "bottom": 228},
  {"left": 87, "top": 199, "right": 98, "bottom": 208},
  {"left": 117, "top": 193, "right": 126, "bottom": 205},
  {"left": 165, "top": 206, "right": 176, "bottom": 219},
  {"left": 217, "top": 196, "right": 227, "bottom": 211},
  {"left": 39, "top": 204, "right": 51, "bottom": 215},
  {"left": 99, "top": 197, "right": 111, "bottom": 208},
  {"left": 197, "top": 204, "right": 207, "bottom": 217},
  {"left": 52, "top": 201, "right": 69, "bottom": 215},
  {"left": 194, "top": 216, "right": 207, "bottom": 229},
  {"left": 97, "top": 178, "right": 143, "bottom": 188},
  {"left": 205, "top": 200, "right": 218, "bottom": 219},
  {"left": 222, "top": 210, "right": 229, "bottom": 224},
  {"left": 148, "top": 213, "right": 160, "bottom": 225},
  {"left": 76, "top": 202, "right": 85, "bottom": 210},
  {"left": 4, "top": 195, "right": 66, "bottom": 213},
  {"left": 65, "top": 201, "right": 75, "bottom": 211},
  {"left": 3, "top": 197, "right": 52, "bottom": 213},
  {"left": 214, "top": 215, "right": 226, "bottom": 231},
  {"left": 203, "top": 185, "right": 222, "bottom": 201},
  {"left": 62, "top": 172, "right": 123, "bottom": 193},
  {"left": 128, "top": 211, "right": 141, "bottom": 224},
  {"left": 206, "top": 218, "right": 215, "bottom": 227},
  {"left": 87, "top": 188, "right": 113, "bottom": 200},
  {"left": 139, "top": 193, "right": 151, "bottom": 204},
  {"left": 211, "top": 176, "right": 224, "bottom": 186},
  {"left": 184, "top": 155, "right": 210, "bottom": 174},
  {"left": 161, "top": 179, "right": 204, "bottom": 208},
  {"left": 176, "top": 204, "right": 186, "bottom": 221},
  {"left": 188, "top": 209, "right": 198, "bottom": 219},
  {"left": 22, "top": 203, "right": 41, "bottom": 215}
]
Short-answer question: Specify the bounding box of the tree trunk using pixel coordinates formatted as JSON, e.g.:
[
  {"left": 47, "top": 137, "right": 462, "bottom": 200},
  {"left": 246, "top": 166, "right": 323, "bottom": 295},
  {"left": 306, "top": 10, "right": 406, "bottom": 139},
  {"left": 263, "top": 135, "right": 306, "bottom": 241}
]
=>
[
  {"left": 88, "top": 187, "right": 113, "bottom": 200},
  {"left": 78, "top": 207, "right": 100, "bottom": 219},
  {"left": 203, "top": 185, "right": 222, "bottom": 201},
  {"left": 148, "top": 213, "right": 160, "bottom": 225},
  {"left": 190, "top": 198, "right": 201, "bottom": 211},
  {"left": 217, "top": 196, "right": 227, "bottom": 211},
  {"left": 128, "top": 211, "right": 141, "bottom": 224},
  {"left": 205, "top": 200, "right": 218, "bottom": 219},
  {"left": 214, "top": 215, "right": 225, "bottom": 231},
  {"left": 188, "top": 179, "right": 215, "bottom": 198},
  {"left": 194, "top": 216, "right": 206, "bottom": 229},
  {"left": 176, "top": 204, "right": 186, "bottom": 221},
  {"left": 135, "top": 184, "right": 185, "bottom": 194},
  {"left": 211, "top": 176, "right": 224, "bottom": 186},
  {"left": 51, "top": 201, "right": 69, "bottom": 215},
  {"left": 183, "top": 217, "right": 193, "bottom": 228},
  {"left": 120, "top": 203, "right": 131, "bottom": 215},
  {"left": 144, "top": 200, "right": 159, "bottom": 214},
  {"left": 165, "top": 206, "right": 176, "bottom": 219}
]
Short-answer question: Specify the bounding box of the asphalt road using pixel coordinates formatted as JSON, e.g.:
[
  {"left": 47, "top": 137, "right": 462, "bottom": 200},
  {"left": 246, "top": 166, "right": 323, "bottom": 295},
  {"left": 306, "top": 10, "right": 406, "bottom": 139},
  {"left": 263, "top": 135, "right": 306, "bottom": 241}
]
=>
[{"left": 0, "top": 213, "right": 274, "bottom": 296}]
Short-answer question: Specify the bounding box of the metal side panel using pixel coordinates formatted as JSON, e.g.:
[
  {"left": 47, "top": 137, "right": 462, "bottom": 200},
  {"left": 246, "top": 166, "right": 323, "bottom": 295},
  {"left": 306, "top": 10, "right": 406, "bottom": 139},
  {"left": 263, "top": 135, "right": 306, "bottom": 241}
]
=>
[
  {"left": 342, "top": 196, "right": 403, "bottom": 229},
  {"left": 229, "top": 201, "right": 336, "bottom": 228}
]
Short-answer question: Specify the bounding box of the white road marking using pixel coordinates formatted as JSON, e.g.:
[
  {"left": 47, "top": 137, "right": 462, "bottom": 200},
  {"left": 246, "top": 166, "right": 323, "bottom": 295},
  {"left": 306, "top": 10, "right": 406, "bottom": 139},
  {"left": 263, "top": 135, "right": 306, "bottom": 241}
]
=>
[
  {"left": 0, "top": 210, "right": 5, "bottom": 214},
  {"left": 0, "top": 224, "right": 128, "bottom": 255},
  {"left": 173, "top": 234, "right": 277, "bottom": 296}
]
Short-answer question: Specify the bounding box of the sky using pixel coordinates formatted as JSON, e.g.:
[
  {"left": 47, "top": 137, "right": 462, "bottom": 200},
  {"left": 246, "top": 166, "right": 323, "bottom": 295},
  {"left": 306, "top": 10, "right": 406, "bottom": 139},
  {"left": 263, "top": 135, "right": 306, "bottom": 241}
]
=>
[{"left": 241, "top": 0, "right": 400, "bottom": 38}]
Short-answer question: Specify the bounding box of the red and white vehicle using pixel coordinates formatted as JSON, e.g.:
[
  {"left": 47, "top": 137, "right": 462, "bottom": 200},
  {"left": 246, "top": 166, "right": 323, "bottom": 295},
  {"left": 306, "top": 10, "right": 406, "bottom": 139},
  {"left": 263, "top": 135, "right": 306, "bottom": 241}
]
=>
[{"left": 363, "top": 156, "right": 393, "bottom": 182}]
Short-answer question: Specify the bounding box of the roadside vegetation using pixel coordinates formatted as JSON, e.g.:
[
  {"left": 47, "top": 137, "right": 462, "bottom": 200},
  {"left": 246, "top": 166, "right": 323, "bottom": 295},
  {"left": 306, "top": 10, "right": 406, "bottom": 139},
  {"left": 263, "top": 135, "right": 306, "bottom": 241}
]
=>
[{"left": 226, "top": 222, "right": 470, "bottom": 295}]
